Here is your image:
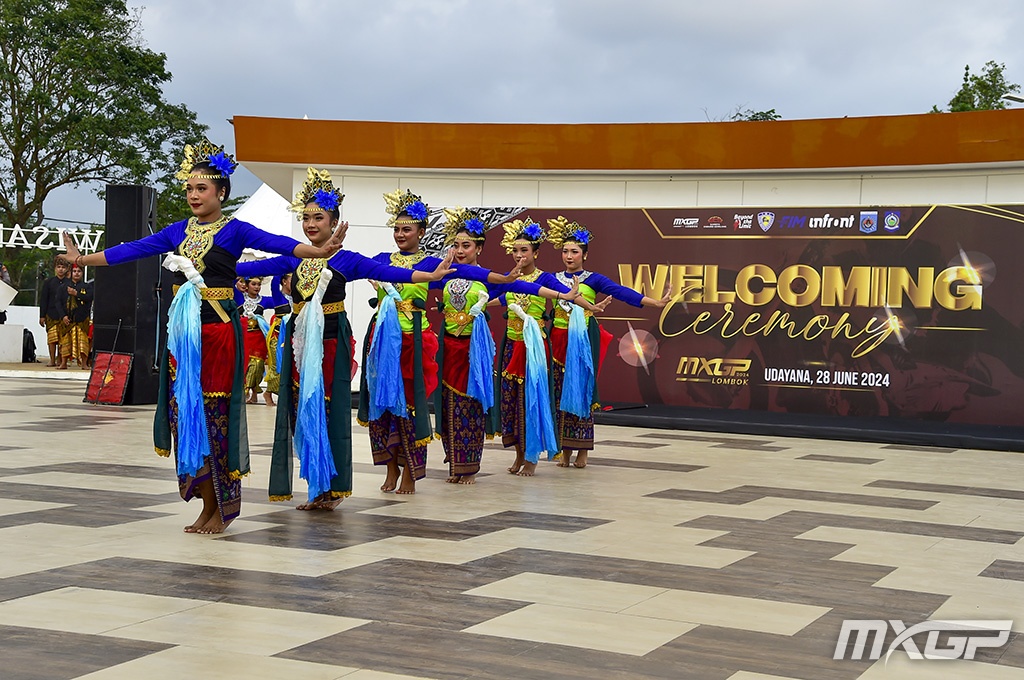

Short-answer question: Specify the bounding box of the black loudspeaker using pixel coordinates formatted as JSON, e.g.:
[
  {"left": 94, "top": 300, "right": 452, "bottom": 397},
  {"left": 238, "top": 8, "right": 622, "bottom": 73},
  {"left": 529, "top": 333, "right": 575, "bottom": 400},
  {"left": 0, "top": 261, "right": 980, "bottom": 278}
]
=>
[{"left": 93, "top": 185, "right": 168, "bottom": 405}]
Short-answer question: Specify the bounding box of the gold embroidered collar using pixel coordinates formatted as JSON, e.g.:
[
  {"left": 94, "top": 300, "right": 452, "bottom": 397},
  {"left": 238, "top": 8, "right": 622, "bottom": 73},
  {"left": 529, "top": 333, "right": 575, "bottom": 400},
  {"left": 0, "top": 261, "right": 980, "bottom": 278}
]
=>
[{"left": 178, "top": 216, "right": 230, "bottom": 273}]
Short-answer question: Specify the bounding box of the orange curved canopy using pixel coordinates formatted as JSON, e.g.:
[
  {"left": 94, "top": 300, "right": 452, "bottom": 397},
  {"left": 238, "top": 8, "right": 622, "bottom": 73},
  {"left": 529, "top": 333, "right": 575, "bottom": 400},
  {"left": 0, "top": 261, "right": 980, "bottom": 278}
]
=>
[{"left": 233, "top": 109, "right": 1024, "bottom": 172}]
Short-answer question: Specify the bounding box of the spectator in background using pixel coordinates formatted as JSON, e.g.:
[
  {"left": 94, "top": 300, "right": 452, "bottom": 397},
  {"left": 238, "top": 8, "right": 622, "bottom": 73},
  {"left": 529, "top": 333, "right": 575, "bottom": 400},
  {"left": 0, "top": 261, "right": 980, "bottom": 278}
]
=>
[
  {"left": 0, "top": 263, "right": 11, "bottom": 324},
  {"left": 58, "top": 264, "right": 93, "bottom": 369},
  {"left": 39, "top": 258, "right": 70, "bottom": 366}
]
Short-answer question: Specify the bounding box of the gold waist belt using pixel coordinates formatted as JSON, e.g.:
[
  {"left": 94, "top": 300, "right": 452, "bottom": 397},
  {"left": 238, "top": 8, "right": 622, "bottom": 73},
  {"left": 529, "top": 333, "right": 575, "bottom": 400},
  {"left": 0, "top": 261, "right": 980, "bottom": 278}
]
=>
[
  {"left": 444, "top": 308, "right": 475, "bottom": 335},
  {"left": 171, "top": 285, "right": 233, "bottom": 300},
  {"left": 293, "top": 300, "right": 345, "bottom": 315},
  {"left": 507, "top": 315, "right": 542, "bottom": 334},
  {"left": 554, "top": 307, "right": 593, "bottom": 323},
  {"left": 395, "top": 299, "right": 417, "bottom": 313}
]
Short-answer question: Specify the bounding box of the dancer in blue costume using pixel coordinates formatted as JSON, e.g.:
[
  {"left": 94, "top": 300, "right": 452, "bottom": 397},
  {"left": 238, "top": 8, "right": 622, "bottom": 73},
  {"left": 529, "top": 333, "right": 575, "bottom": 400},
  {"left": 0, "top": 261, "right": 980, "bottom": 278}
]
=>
[
  {"left": 237, "top": 168, "right": 455, "bottom": 510},
  {"left": 431, "top": 208, "right": 578, "bottom": 484},
  {"left": 356, "top": 189, "right": 526, "bottom": 495},
  {"left": 546, "top": 216, "right": 671, "bottom": 469},
  {"left": 62, "top": 140, "right": 343, "bottom": 534},
  {"left": 491, "top": 218, "right": 605, "bottom": 476},
  {"left": 262, "top": 273, "right": 292, "bottom": 407}
]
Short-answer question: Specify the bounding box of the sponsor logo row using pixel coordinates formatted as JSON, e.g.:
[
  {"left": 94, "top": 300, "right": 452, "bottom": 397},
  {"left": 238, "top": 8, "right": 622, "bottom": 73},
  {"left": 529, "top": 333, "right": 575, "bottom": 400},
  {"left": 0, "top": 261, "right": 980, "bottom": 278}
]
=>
[{"left": 671, "top": 210, "right": 902, "bottom": 234}]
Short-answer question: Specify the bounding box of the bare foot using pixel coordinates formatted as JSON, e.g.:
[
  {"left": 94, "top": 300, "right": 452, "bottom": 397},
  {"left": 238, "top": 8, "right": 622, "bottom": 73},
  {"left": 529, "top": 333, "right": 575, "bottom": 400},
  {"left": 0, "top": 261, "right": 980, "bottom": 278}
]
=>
[
  {"left": 457, "top": 474, "right": 476, "bottom": 484},
  {"left": 380, "top": 460, "right": 399, "bottom": 492},
  {"left": 556, "top": 451, "right": 572, "bottom": 468},
  {"left": 517, "top": 462, "right": 537, "bottom": 477},
  {"left": 396, "top": 465, "right": 416, "bottom": 494},
  {"left": 197, "top": 516, "right": 233, "bottom": 534},
  {"left": 507, "top": 452, "right": 524, "bottom": 474},
  {"left": 446, "top": 475, "right": 460, "bottom": 484},
  {"left": 184, "top": 506, "right": 217, "bottom": 533},
  {"left": 45, "top": 362, "right": 56, "bottom": 367},
  {"left": 263, "top": 392, "right": 275, "bottom": 407},
  {"left": 573, "top": 450, "right": 589, "bottom": 468}
]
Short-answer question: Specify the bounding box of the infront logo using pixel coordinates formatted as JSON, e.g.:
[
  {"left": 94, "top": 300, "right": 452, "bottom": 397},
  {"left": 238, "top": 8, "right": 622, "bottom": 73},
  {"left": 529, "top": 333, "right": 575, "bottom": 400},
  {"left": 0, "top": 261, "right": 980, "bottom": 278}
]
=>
[{"left": 834, "top": 620, "right": 1012, "bottom": 661}]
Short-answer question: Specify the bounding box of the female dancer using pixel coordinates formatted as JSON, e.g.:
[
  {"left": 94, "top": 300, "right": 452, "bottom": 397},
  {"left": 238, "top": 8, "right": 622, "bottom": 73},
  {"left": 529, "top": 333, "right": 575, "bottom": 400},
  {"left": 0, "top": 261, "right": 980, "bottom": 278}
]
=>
[
  {"left": 546, "top": 216, "right": 671, "bottom": 468},
  {"left": 62, "top": 140, "right": 343, "bottom": 534},
  {"left": 238, "top": 168, "right": 455, "bottom": 510},
  {"left": 493, "top": 219, "right": 575, "bottom": 476},
  {"left": 240, "top": 276, "right": 270, "bottom": 403},
  {"left": 262, "top": 273, "right": 292, "bottom": 407},
  {"left": 433, "top": 209, "right": 578, "bottom": 484},
  {"left": 357, "top": 189, "right": 525, "bottom": 495}
]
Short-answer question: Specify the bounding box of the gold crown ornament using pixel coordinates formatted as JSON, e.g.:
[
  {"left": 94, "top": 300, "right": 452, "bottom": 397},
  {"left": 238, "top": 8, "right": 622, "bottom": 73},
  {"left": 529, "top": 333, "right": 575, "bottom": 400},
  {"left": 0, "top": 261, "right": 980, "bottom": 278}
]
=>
[
  {"left": 499, "top": 218, "right": 547, "bottom": 253},
  {"left": 546, "top": 216, "right": 593, "bottom": 249},
  {"left": 289, "top": 168, "right": 344, "bottom": 219},
  {"left": 442, "top": 207, "right": 488, "bottom": 244},
  {"left": 175, "top": 139, "right": 238, "bottom": 185},
  {"left": 383, "top": 189, "right": 429, "bottom": 227}
]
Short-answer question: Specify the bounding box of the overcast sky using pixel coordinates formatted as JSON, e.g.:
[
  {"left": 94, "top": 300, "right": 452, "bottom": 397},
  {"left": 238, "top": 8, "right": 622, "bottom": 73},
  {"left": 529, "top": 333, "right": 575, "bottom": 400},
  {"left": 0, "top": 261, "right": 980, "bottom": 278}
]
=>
[{"left": 46, "top": 0, "right": 1024, "bottom": 225}]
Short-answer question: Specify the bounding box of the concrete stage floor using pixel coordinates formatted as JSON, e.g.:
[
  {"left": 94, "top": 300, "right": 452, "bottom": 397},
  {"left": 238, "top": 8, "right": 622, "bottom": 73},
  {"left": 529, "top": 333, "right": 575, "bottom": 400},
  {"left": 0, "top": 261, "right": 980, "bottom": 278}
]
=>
[{"left": 1, "top": 376, "right": 1023, "bottom": 679}]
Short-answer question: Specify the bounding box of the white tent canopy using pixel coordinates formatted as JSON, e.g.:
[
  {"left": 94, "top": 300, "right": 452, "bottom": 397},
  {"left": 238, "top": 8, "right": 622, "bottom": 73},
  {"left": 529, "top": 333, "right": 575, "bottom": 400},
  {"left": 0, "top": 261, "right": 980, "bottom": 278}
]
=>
[{"left": 233, "top": 183, "right": 300, "bottom": 258}]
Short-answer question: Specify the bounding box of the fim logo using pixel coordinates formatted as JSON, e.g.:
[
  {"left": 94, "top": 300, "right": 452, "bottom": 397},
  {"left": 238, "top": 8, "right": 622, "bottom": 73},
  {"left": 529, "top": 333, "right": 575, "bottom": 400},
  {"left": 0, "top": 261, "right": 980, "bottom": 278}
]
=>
[
  {"left": 676, "top": 357, "right": 751, "bottom": 386},
  {"left": 834, "top": 619, "right": 1012, "bottom": 661},
  {"left": 757, "top": 211, "right": 775, "bottom": 232}
]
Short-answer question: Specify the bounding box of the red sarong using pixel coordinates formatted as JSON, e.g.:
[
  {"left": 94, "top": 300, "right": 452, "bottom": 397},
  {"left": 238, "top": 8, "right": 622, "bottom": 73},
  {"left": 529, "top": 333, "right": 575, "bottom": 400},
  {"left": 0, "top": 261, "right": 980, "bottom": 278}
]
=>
[
  {"left": 441, "top": 335, "right": 471, "bottom": 394},
  {"left": 549, "top": 324, "right": 614, "bottom": 375}
]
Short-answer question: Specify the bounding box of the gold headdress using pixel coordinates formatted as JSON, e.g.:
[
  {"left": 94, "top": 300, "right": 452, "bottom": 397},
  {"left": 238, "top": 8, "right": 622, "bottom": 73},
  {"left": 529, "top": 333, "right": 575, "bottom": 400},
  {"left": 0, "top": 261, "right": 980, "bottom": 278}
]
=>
[
  {"left": 289, "top": 167, "right": 344, "bottom": 220},
  {"left": 547, "top": 216, "right": 593, "bottom": 249},
  {"left": 499, "top": 218, "right": 547, "bottom": 254},
  {"left": 175, "top": 139, "right": 237, "bottom": 185},
  {"left": 442, "top": 207, "right": 488, "bottom": 244},
  {"left": 383, "top": 189, "right": 429, "bottom": 227}
]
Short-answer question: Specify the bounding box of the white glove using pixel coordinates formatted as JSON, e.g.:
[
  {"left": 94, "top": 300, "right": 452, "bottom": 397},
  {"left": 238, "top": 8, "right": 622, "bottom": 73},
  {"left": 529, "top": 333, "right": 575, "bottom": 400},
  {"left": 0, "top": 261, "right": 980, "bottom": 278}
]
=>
[
  {"left": 381, "top": 281, "right": 402, "bottom": 302},
  {"left": 508, "top": 303, "right": 530, "bottom": 322},
  {"left": 469, "top": 292, "right": 489, "bottom": 317},
  {"left": 162, "top": 254, "right": 205, "bottom": 287},
  {"left": 313, "top": 268, "right": 333, "bottom": 303}
]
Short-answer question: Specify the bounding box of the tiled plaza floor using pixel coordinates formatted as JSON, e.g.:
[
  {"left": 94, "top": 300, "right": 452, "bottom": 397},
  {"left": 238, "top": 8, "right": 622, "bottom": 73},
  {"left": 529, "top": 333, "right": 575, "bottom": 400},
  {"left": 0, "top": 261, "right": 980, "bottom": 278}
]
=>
[{"left": 1, "top": 376, "right": 1023, "bottom": 679}]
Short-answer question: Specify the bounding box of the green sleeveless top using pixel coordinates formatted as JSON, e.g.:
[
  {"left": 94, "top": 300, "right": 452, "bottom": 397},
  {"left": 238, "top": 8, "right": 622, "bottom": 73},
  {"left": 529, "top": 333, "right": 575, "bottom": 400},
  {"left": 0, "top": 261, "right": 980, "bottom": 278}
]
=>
[
  {"left": 442, "top": 278, "right": 488, "bottom": 336},
  {"left": 552, "top": 271, "right": 596, "bottom": 329},
  {"left": 505, "top": 269, "right": 547, "bottom": 341},
  {"left": 376, "top": 251, "right": 430, "bottom": 332}
]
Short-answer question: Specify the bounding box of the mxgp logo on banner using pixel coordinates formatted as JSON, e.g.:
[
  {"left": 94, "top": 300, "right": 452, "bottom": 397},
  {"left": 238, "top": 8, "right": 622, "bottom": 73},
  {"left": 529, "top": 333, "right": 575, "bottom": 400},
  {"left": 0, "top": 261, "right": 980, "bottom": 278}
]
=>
[{"left": 834, "top": 620, "right": 1013, "bottom": 661}]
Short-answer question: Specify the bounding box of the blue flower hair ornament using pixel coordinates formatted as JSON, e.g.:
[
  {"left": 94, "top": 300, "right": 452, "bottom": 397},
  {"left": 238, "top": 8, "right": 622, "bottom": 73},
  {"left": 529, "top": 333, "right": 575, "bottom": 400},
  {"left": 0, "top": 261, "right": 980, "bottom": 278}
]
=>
[
  {"left": 314, "top": 188, "right": 340, "bottom": 212},
  {"left": 464, "top": 217, "right": 486, "bottom": 237},
  {"left": 442, "top": 207, "right": 488, "bottom": 244},
  {"left": 175, "top": 139, "right": 237, "bottom": 184},
  {"left": 570, "top": 228, "right": 591, "bottom": 245},
  {"left": 208, "top": 151, "right": 237, "bottom": 177},
  {"left": 523, "top": 222, "right": 543, "bottom": 241},
  {"left": 290, "top": 168, "right": 345, "bottom": 219},
  {"left": 547, "top": 216, "right": 594, "bottom": 249},
  {"left": 405, "top": 200, "right": 428, "bottom": 221}
]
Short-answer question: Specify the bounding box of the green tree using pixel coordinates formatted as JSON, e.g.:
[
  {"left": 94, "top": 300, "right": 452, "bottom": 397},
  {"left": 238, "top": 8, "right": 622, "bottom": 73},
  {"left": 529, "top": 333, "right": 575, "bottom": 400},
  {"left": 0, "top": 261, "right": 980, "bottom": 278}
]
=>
[
  {"left": 0, "top": 0, "right": 206, "bottom": 300},
  {"left": 730, "top": 108, "right": 782, "bottom": 122},
  {"left": 932, "top": 61, "right": 1021, "bottom": 112}
]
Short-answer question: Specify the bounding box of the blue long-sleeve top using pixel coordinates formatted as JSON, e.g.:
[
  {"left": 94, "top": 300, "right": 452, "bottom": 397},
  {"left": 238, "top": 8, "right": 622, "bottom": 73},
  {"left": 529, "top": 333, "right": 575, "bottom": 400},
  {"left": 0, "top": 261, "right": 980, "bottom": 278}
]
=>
[
  {"left": 560, "top": 270, "right": 645, "bottom": 307},
  {"left": 105, "top": 218, "right": 302, "bottom": 290},
  {"left": 237, "top": 250, "right": 416, "bottom": 310},
  {"left": 496, "top": 271, "right": 571, "bottom": 306}
]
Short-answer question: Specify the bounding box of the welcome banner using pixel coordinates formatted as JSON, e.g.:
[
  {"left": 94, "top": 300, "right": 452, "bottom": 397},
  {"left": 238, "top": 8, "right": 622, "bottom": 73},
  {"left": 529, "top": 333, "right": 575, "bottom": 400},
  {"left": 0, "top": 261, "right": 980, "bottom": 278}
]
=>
[{"left": 476, "top": 204, "right": 1023, "bottom": 430}]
